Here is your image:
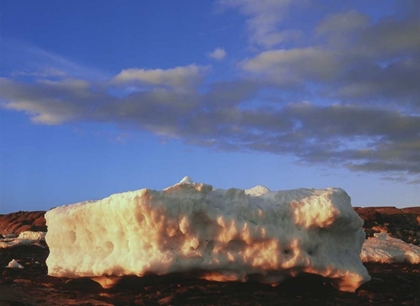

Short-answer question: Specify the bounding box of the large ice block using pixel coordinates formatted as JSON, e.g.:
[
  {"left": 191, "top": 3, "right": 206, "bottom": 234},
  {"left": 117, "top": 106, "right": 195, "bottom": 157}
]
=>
[{"left": 45, "top": 177, "right": 370, "bottom": 291}]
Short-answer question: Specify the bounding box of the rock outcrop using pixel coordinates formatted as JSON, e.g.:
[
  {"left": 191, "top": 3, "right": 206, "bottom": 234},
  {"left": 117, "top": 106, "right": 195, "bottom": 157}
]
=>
[
  {"left": 0, "top": 211, "right": 46, "bottom": 236},
  {"left": 354, "top": 207, "right": 420, "bottom": 245}
]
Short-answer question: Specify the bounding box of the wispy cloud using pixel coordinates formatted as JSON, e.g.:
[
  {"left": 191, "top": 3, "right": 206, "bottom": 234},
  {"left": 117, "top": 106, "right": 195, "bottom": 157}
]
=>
[
  {"left": 11, "top": 67, "right": 67, "bottom": 78},
  {"left": 208, "top": 48, "right": 227, "bottom": 60},
  {"left": 316, "top": 10, "right": 370, "bottom": 35},
  {"left": 241, "top": 47, "right": 339, "bottom": 85},
  {"left": 112, "top": 65, "right": 210, "bottom": 90},
  {"left": 218, "top": 0, "right": 304, "bottom": 48},
  {"left": 239, "top": 8, "right": 420, "bottom": 110},
  {"left": 0, "top": 38, "right": 109, "bottom": 81}
]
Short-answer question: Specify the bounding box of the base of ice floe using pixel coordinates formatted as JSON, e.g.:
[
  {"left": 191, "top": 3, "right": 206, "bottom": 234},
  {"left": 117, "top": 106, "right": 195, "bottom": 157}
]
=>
[
  {"left": 89, "top": 271, "right": 364, "bottom": 292},
  {"left": 91, "top": 276, "right": 122, "bottom": 289}
]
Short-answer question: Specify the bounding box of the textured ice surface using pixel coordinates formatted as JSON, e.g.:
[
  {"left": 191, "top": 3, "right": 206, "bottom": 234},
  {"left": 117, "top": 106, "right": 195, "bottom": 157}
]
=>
[
  {"left": 361, "top": 233, "right": 420, "bottom": 264},
  {"left": 45, "top": 177, "right": 370, "bottom": 292},
  {"left": 6, "top": 259, "right": 24, "bottom": 269},
  {"left": 18, "top": 231, "right": 46, "bottom": 241},
  {"left": 0, "top": 231, "right": 46, "bottom": 248}
]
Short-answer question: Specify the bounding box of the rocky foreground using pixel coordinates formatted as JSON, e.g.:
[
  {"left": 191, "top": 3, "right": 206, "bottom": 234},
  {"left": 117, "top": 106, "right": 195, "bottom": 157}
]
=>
[{"left": 0, "top": 207, "right": 419, "bottom": 305}]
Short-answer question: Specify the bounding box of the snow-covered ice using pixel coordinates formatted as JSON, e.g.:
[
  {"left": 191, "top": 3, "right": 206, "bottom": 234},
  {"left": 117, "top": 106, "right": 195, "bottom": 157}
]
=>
[
  {"left": 0, "top": 231, "right": 46, "bottom": 248},
  {"left": 6, "top": 259, "right": 24, "bottom": 269},
  {"left": 361, "top": 233, "right": 420, "bottom": 264},
  {"left": 45, "top": 176, "right": 370, "bottom": 292},
  {"left": 18, "top": 231, "right": 46, "bottom": 241}
]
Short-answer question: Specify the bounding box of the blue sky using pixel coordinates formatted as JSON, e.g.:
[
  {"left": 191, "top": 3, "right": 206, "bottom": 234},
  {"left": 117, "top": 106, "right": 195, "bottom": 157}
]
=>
[{"left": 1, "top": 0, "right": 419, "bottom": 213}]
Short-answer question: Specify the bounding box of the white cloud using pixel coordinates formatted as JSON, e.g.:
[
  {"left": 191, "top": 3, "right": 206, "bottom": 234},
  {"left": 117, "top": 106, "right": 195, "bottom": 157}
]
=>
[
  {"left": 112, "top": 65, "right": 210, "bottom": 90},
  {"left": 0, "top": 77, "right": 107, "bottom": 125},
  {"left": 241, "top": 48, "right": 339, "bottom": 84},
  {"left": 3, "top": 97, "right": 75, "bottom": 125},
  {"left": 208, "top": 48, "right": 227, "bottom": 60},
  {"left": 219, "top": 0, "right": 299, "bottom": 48},
  {"left": 38, "top": 78, "right": 91, "bottom": 91},
  {"left": 316, "top": 10, "right": 370, "bottom": 35}
]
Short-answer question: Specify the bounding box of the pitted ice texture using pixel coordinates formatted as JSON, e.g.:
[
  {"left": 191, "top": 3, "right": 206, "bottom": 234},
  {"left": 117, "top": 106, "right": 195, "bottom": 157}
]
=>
[
  {"left": 45, "top": 177, "right": 370, "bottom": 292},
  {"left": 361, "top": 233, "right": 420, "bottom": 264},
  {"left": 18, "top": 231, "right": 46, "bottom": 241}
]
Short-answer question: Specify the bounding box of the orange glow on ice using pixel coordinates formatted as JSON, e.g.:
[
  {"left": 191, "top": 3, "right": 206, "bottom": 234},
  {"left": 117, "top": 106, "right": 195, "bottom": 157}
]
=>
[{"left": 45, "top": 177, "right": 370, "bottom": 292}]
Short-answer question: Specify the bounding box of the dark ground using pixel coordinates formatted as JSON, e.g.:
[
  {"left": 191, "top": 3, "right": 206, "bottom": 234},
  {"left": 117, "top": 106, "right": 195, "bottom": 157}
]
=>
[{"left": 0, "top": 244, "right": 419, "bottom": 306}]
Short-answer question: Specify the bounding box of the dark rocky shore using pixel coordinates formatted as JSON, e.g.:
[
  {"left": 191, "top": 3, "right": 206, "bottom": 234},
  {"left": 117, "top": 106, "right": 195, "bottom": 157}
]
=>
[
  {"left": 0, "top": 211, "right": 47, "bottom": 236},
  {"left": 0, "top": 207, "right": 419, "bottom": 305}
]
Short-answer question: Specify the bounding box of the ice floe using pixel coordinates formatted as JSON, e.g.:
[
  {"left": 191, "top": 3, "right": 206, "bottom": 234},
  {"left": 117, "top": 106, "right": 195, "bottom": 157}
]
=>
[{"left": 45, "top": 177, "right": 370, "bottom": 292}]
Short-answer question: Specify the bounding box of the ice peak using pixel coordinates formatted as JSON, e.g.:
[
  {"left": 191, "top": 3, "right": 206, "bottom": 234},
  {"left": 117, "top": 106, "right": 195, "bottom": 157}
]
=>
[
  {"left": 245, "top": 185, "right": 271, "bottom": 196},
  {"left": 179, "top": 176, "right": 194, "bottom": 185}
]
